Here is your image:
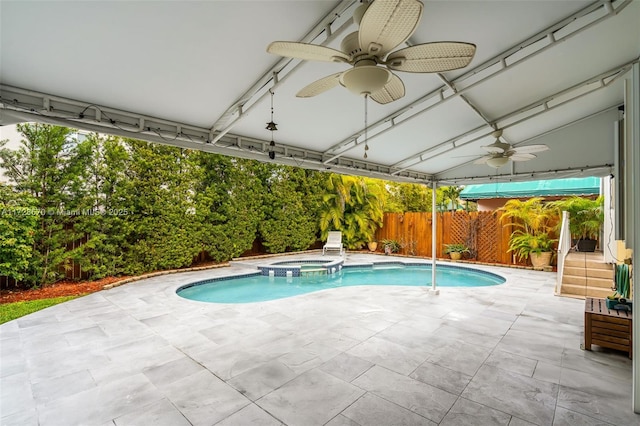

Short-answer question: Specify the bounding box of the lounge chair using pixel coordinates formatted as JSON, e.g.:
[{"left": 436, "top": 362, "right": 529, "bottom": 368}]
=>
[{"left": 323, "top": 231, "right": 344, "bottom": 256}]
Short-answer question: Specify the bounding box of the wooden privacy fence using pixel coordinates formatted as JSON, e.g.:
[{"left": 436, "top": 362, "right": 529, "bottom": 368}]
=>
[{"left": 374, "top": 211, "right": 530, "bottom": 266}]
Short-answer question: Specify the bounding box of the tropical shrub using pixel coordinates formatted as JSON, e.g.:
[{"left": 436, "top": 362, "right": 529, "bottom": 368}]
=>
[
  {"left": 443, "top": 243, "right": 470, "bottom": 255},
  {"left": 550, "top": 195, "right": 603, "bottom": 240},
  {"left": 498, "top": 198, "right": 558, "bottom": 263},
  {"left": 319, "top": 174, "right": 385, "bottom": 249}
]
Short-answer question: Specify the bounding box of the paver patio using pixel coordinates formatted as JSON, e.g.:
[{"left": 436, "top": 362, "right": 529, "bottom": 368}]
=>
[{"left": 1, "top": 253, "right": 637, "bottom": 426}]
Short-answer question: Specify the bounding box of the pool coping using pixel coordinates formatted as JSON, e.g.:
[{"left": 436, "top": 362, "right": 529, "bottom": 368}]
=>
[{"left": 175, "top": 258, "right": 507, "bottom": 301}]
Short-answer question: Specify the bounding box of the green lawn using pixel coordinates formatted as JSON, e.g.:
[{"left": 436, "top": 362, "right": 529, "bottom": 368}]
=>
[{"left": 0, "top": 296, "right": 80, "bottom": 324}]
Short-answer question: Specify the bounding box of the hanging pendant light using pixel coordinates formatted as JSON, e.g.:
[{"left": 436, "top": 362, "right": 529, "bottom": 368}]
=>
[{"left": 266, "top": 89, "right": 277, "bottom": 159}]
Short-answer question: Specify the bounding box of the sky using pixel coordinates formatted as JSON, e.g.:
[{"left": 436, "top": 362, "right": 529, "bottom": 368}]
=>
[
  {"left": 0, "top": 124, "right": 23, "bottom": 183},
  {"left": 0, "top": 124, "right": 22, "bottom": 150}
]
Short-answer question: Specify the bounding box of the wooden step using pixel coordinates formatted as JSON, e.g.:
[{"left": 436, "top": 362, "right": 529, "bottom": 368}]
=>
[{"left": 561, "top": 284, "right": 612, "bottom": 299}]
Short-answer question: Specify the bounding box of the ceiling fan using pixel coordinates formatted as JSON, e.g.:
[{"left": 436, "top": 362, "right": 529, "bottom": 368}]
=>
[
  {"left": 474, "top": 130, "right": 549, "bottom": 168},
  {"left": 266, "top": 0, "right": 476, "bottom": 104}
]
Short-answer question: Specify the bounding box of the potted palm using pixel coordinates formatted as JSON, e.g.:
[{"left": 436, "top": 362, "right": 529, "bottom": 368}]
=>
[
  {"left": 443, "top": 243, "right": 470, "bottom": 260},
  {"left": 550, "top": 196, "right": 603, "bottom": 252},
  {"left": 499, "top": 198, "right": 558, "bottom": 269}
]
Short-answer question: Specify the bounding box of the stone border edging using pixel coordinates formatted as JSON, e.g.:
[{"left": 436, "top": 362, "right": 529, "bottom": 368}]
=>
[{"left": 102, "top": 262, "right": 230, "bottom": 290}]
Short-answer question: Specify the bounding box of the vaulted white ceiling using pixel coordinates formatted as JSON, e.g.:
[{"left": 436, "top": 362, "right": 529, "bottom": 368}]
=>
[{"left": 1, "top": 0, "right": 639, "bottom": 184}]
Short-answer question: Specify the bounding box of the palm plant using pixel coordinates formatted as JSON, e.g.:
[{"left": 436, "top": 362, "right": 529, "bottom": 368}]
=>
[
  {"left": 499, "top": 197, "right": 558, "bottom": 265},
  {"left": 550, "top": 195, "right": 604, "bottom": 240},
  {"left": 441, "top": 185, "right": 463, "bottom": 211},
  {"left": 319, "top": 174, "right": 385, "bottom": 249}
]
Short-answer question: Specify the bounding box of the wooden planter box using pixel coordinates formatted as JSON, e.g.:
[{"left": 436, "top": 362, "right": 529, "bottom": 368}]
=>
[{"left": 584, "top": 297, "right": 632, "bottom": 359}]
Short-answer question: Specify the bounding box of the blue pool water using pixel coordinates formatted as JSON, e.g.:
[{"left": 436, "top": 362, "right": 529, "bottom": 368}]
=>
[{"left": 177, "top": 263, "right": 505, "bottom": 304}]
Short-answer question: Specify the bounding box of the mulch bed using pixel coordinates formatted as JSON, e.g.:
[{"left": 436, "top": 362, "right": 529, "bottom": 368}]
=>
[
  {"left": 0, "top": 260, "right": 226, "bottom": 305},
  {"left": 0, "top": 276, "right": 124, "bottom": 304}
]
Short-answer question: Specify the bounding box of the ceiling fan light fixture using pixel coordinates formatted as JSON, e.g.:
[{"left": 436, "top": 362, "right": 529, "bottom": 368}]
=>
[
  {"left": 486, "top": 156, "right": 510, "bottom": 168},
  {"left": 340, "top": 65, "right": 391, "bottom": 96}
]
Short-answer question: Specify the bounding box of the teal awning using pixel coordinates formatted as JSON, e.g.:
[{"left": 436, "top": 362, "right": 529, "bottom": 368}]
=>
[{"left": 460, "top": 177, "right": 601, "bottom": 200}]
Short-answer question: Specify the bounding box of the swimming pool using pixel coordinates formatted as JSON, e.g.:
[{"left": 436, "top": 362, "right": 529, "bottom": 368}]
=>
[{"left": 177, "top": 262, "right": 505, "bottom": 304}]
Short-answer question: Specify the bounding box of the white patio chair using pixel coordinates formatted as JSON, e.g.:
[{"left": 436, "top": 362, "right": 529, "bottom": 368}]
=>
[{"left": 323, "top": 231, "right": 344, "bottom": 256}]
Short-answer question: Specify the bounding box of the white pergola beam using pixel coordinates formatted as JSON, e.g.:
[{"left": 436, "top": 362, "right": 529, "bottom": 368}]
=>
[{"left": 322, "top": 0, "right": 632, "bottom": 163}]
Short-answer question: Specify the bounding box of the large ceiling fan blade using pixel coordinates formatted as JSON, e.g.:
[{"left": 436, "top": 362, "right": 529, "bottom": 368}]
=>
[
  {"left": 473, "top": 155, "right": 492, "bottom": 165},
  {"left": 510, "top": 153, "right": 536, "bottom": 162},
  {"left": 296, "top": 72, "right": 343, "bottom": 98},
  {"left": 267, "top": 41, "right": 349, "bottom": 63},
  {"left": 370, "top": 72, "right": 405, "bottom": 104},
  {"left": 512, "top": 144, "right": 549, "bottom": 154},
  {"left": 359, "top": 0, "right": 423, "bottom": 57},
  {"left": 386, "top": 42, "right": 476, "bottom": 73}
]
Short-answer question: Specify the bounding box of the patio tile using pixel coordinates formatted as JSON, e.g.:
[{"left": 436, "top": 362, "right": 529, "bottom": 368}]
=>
[
  {"left": 37, "top": 373, "right": 163, "bottom": 426},
  {"left": 511, "top": 315, "right": 582, "bottom": 348},
  {"left": 214, "top": 403, "right": 282, "bottom": 426},
  {"left": 31, "top": 369, "right": 96, "bottom": 405},
  {"left": 193, "top": 344, "right": 281, "bottom": 381},
  {"left": 143, "top": 356, "right": 205, "bottom": 388},
  {"left": 319, "top": 352, "right": 373, "bottom": 383},
  {"left": 113, "top": 398, "right": 191, "bottom": 426},
  {"left": 256, "top": 369, "right": 365, "bottom": 426},
  {"left": 341, "top": 392, "right": 436, "bottom": 425},
  {"left": 27, "top": 346, "right": 110, "bottom": 383},
  {"left": 552, "top": 406, "right": 615, "bottom": 426},
  {"left": 430, "top": 324, "right": 502, "bottom": 349},
  {"left": 557, "top": 367, "right": 640, "bottom": 426},
  {"left": 352, "top": 365, "right": 457, "bottom": 423},
  {"left": 227, "top": 359, "right": 297, "bottom": 401},
  {"left": 495, "top": 329, "right": 565, "bottom": 365},
  {"left": 439, "top": 397, "right": 511, "bottom": 426},
  {"left": 508, "top": 417, "right": 538, "bottom": 426},
  {"left": 374, "top": 322, "right": 440, "bottom": 351},
  {"left": 160, "top": 370, "right": 249, "bottom": 426},
  {"left": 63, "top": 324, "right": 109, "bottom": 347},
  {"left": 0, "top": 320, "right": 20, "bottom": 340},
  {"left": 409, "top": 360, "right": 472, "bottom": 395},
  {"left": 0, "top": 408, "right": 39, "bottom": 426},
  {"left": 560, "top": 347, "right": 631, "bottom": 382},
  {"left": 347, "top": 336, "right": 429, "bottom": 375},
  {"left": 300, "top": 329, "right": 360, "bottom": 352},
  {"left": 426, "top": 340, "right": 492, "bottom": 376},
  {"left": 90, "top": 340, "right": 184, "bottom": 385},
  {"left": 0, "top": 372, "right": 35, "bottom": 419},
  {"left": 0, "top": 346, "right": 26, "bottom": 378},
  {"left": 276, "top": 347, "right": 327, "bottom": 375},
  {"left": 461, "top": 365, "right": 558, "bottom": 426},
  {"left": 532, "top": 361, "right": 562, "bottom": 384},
  {"left": 324, "top": 414, "right": 362, "bottom": 426},
  {"left": 484, "top": 349, "right": 538, "bottom": 377},
  {"left": 22, "top": 333, "right": 71, "bottom": 355},
  {"left": 330, "top": 322, "right": 379, "bottom": 341},
  {"left": 441, "top": 314, "right": 513, "bottom": 338},
  {"left": 2, "top": 254, "right": 637, "bottom": 425}
]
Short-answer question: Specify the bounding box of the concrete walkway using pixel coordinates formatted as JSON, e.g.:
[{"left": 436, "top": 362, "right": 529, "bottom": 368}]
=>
[{"left": 1, "top": 253, "right": 637, "bottom": 426}]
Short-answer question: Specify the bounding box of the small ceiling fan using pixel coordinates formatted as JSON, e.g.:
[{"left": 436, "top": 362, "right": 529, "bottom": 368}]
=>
[
  {"left": 474, "top": 130, "right": 549, "bottom": 168},
  {"left": 266, "top": 0, "right": 476, "bottom": 104}
]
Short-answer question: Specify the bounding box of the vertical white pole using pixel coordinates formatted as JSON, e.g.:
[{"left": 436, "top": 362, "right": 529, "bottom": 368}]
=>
[
  {"left": 430, "top": 181, "right": 439, "bottom": 295},
  {"left": 628, "top": 62, "right": 640, "bottom": 414}
]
